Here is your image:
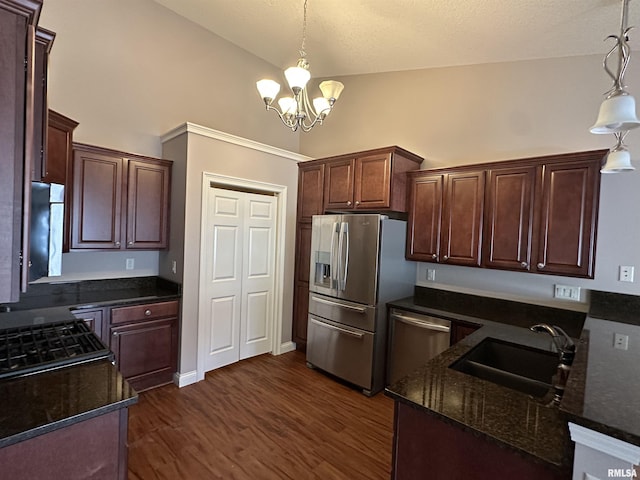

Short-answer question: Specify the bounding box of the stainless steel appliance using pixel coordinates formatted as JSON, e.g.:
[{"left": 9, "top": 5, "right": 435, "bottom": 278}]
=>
[
  {"left": 29, "top": 182, "right": 64, "bottom": 282},
  {"left": 387, "top": 308, "right": 451, "bottom": 385},
  {"left": 0, "top": 319, "right": 110, "bottom": 380},
  {"left": 306, "top": 214, "right": 415, "bottom": 395}
]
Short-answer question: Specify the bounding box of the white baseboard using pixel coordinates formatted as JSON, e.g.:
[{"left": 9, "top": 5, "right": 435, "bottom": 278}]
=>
[
  {"left": 174, "top": 370, "right": 198, "bottom": 388},
  {"left": 277, "top": 341, "right": 297, "bottom": 355}
]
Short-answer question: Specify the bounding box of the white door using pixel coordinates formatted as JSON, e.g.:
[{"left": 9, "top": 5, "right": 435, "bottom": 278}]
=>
[{"left": 201, "top": 187, "right": 277, "bottom": 371}]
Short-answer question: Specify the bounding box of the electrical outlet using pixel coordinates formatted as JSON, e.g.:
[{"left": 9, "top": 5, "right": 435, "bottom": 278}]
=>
[
  {"left": 125, "top": 258, "right": 135, "bottom": 270},
  {"left": 554, "top": 284, "right": 581, "bottom": 301},
  {"left": 426, "top": 269, "right": 436, "bottom": 281},
  {"left": 614, "top": 333, "right": 629, "bottom": 350},
  {"left": 619, "top": 265, "right": 635, "bottom": 282}
]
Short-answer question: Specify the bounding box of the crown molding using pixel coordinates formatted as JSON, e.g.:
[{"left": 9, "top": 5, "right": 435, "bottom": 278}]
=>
[{"left": 160, "top": 122, "right": 311, "bottom": 163}]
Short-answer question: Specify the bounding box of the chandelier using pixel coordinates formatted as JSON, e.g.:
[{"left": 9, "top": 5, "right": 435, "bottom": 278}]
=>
[
  {"left": 591, "top": 0, "right": 640, "bottom": 172},
  {"left": 256, "top": 0, "right": 344, "bottom": 132}
]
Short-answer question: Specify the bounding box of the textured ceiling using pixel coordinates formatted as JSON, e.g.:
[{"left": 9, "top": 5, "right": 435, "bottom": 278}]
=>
[{"left": 152, "top": 0, "right": 635, "bottom": 77}]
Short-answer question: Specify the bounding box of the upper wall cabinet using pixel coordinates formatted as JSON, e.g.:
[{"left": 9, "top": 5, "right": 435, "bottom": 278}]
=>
[
  {"left": 406, "top": 169, "right": 485, "bottom": 266},
  {"left": 31, "top": 26, "right": 54, "bottom": 181},
  {"left": 71, "top": 143, "right": 172, "bottom": 251},
  {"left": 0, "top": 0, "right": 42, "bottom": 303},
  {"left": 322, "top": 147, "right": 423, "bottom": 213},
  {"left": 407, "top": 150, "right": 606, "bottom": 279},
  {"left": 297, "top": 162, "right": 325, "bottom": 223}
]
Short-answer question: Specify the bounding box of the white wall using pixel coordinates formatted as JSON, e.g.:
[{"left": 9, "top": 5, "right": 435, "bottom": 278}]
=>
[
  {"left": 300, "top": 56, "right": 640, "bottom": 307},
  {"left": 160, "top": 125, "right": 304, "bottom": 376},
  {"left": 39, "top": 0, "right": 299, "bottom": 282}
]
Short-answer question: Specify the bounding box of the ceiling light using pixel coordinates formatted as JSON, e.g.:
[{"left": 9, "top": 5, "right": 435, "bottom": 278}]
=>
[
  {"left": 256, "top": 0, "right": 344, "bottom": 133},
  {"left": 591, "top": 0, "right": 639, "bottom": 173}
]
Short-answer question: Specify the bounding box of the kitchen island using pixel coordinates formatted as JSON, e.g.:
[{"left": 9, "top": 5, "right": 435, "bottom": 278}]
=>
[
  {"left": 0, "top": 276, "right": 181, "bottom": 479},
  {"left": 385, "top": 287, "right": 585, "bottom": 480}
]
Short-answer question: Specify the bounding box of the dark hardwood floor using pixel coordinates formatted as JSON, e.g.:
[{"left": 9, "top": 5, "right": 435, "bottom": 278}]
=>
[{"left": 128, "top": 351, "right": 395, "bottom": 479}]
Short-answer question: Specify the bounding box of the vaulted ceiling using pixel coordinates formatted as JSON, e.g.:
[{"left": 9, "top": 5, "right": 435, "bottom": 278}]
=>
[{"left": 152, "top": 0, "right": 632, "bottom": 77}]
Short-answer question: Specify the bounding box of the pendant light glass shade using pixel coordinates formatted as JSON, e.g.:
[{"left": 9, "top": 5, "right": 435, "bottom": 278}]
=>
[
  {"left": 284, "top": 66, "right": 311, "bottom": 91},
  {"left": 256, "top": 79, "right": 281, "bottom": 104},
  {"left": 590, "top": 93, "right": 640, "bottom": 134},
  {"left": 278, "top": 97, "right": 297, "bottom": 116},
  {"left": 313, "top": 97, "right": 331, "bottom": 116},
  {"left": 319, "top": 80, "right": 344, "bottom": 102},
  {"left": 601, "top": 146, "right": 635, "bottom": 173}
]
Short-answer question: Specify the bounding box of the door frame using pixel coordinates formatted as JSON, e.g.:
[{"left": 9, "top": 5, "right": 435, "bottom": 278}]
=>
[{"left": 197, "top": 172, "right": 287, "bottom": 380}]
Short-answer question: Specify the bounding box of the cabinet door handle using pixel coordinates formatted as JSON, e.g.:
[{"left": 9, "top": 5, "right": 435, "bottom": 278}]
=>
[
  {"left": 346, "top": 201, "right": 352, "bottom": 206},
  {"left": 355, "top": 201, "right": 360, "bottom": 206},
  {"left": 144, "top": 309, "right": 152, "bottom": 316},
  {"left": 537, "top": 263, "right": 545, "bottom": 269},
  {"left": 521, "top": 262, "right": 529, "bottom": 268},
  {"left": 128, "top": 241, "right": 134, "bottom": 246},
  {"left": 431, "top": 254, "right": 437, "bottom": 260},
  {"left": 443, "top": 255, "right": 449, "bottom": 261},
  {"left": 115, "top": 241, "right": 121, "bottom": 247}
]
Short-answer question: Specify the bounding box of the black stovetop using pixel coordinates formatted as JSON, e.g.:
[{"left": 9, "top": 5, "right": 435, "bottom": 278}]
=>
[{"left": 0, "top": 319, "right": 111, "bottom": 380}]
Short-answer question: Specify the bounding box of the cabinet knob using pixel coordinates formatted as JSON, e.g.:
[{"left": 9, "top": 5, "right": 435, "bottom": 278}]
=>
[
  {"left": 346, "top": 201, "right": 352, "bottom": 206},
  {"left": 443, "top": 255, "right": 449, "bottom": 261},
  {"left": 144, "top": 309, "right": 152, "bottom": 316},
  {"left": 355, "top": 201, "right": 360, "bottom": 206},
  {"left": 537, "top": 263, "right": 545, "bottom": 269},
  {"left": 431, "top": 254, "right": 437, "bottom": 260},
  {"left": 115, "top": 241, "right": 121, "bottom": 247},
  {"left": 112, "top": 332, "right": 119, "bottom": 337},
  {"left": 521, "top": 262, "right": 529, "bottom": 268},
  {"left": 128, "top": 241, "right": 134, "bottom": 246}
]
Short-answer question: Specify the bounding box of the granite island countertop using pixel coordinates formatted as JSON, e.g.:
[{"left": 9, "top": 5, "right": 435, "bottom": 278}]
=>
[
  {"left": 0, "top": 359, "right": 137, "bottom": 448},
  {"left": 0, "top": 276, "right": 181, "bottom": 448},
  {"left": 385, "top": 287, "right": 588, "bottom": 472}
]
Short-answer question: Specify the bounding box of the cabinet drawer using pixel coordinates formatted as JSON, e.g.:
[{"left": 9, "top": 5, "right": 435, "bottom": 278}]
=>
[{"left": 111, "top": 300, "right": 179, "bottom": 325}]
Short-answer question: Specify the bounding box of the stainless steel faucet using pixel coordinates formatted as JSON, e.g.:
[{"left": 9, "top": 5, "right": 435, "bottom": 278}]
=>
[{"left": 530, "top": 323, "right": 576, "bottom": 405}]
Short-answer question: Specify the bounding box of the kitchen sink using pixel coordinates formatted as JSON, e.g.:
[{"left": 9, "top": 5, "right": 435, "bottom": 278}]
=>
[{"left": 449, "top": 337, "right": 559, "bottom": 398}]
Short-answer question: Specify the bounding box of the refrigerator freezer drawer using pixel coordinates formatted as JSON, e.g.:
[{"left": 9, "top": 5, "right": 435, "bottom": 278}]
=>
[
  {"left": 308, "top": 293, "right": 376, "bottom": 332},
  {"left": 307, "top": 315, "right": 374, "bottom": 391}
]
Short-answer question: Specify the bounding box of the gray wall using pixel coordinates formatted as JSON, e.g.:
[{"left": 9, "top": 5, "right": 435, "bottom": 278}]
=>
[{"left": 300, "top": 57, "right": 640, "bottom": 307}]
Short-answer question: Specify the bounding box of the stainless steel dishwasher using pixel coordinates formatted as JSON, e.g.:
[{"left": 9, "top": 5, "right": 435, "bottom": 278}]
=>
[{"left": 387, "top": 308, "right": 451, "bottom": 385}]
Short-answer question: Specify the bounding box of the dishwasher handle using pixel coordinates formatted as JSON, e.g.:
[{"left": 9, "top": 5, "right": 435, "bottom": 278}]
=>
[{"left": 391, "top": 313, "right": 451, "bottom": 333}]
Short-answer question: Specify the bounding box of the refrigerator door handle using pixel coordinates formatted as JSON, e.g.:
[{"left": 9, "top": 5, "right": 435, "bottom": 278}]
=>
[
  {"left": 337, "top": 221, "right": 345, "bottom": 291},
  {"left": 310, "top": 295, "right": 367, "bottom": 313},
  {"left": 342, "top": 221, "right": 349, "bottom": 291},
  {"left": 329, "top": 221, "right": 339, "bottom": 288}
]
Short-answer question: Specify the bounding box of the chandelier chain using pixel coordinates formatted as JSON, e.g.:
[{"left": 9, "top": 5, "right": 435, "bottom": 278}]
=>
[{"left": 299, "top": 0, "right": 308, "bottom": 59}]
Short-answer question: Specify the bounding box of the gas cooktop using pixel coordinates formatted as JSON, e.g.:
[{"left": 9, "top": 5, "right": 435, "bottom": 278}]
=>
[{"left": 0, "top": 319, "right": 111, "bottom": 380}]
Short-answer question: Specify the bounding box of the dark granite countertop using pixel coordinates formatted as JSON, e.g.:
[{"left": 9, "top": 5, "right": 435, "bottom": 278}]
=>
[
  {"left": 0, "top": 276, "right": 181, "bottom": 329},
  {"left": 0, "top": 276, "right": 179, "bottom": 448},
  {"left": 385, "top": 287, "right": 587, "bottom": 471},
  {"left": 0, "top": 359, "right": 137, "bottom": 448},
  {"left": 560, "top": 291, "right": 640, "bottom": 447}
]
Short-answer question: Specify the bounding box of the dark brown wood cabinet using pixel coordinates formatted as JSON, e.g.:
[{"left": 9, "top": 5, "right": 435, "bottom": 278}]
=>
[
  {"left": 0, "top": 0, "right": 42, "bottom": 303},
  {"left": 323, "top": 148, "right": 422, "bottom": 212},
  {"left": 71, "top": 307, "right": 106, "bottom": 342},
  {"left": 482, "top": 165, "right": 536, "bottom": 271},
  {"left": 71, "top": 143, "right": 171, "bottom": 251},
  {"left": 44, "top": 110, "right": 78, "bottom": 185},
  {"left": 109, "top": 300, "right": 179, "bottom": 392},
  {"left": 408, "top": 150, "right": 605, "bottom": 278},
  {"left": 407, "top": 169, "right": 485, "bottom": 267},
  {"left": 31, "top": 26, "right": 54, "bottom": 181},
  {"left": 292, "top": 161, "right": 324, "bottom": 350},
  {"left": 534, "top": 158, "right": 600, "bottom": 278},
  {"left": 450, "top": 322, "right": 480, "bottom": 345}
]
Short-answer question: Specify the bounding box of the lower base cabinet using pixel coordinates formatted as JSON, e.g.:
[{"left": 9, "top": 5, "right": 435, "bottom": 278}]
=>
[
  {"left": 109, "top": 300, "right": 179, "bottom": 392},
  {"left": 0, "top": 409, "right": 129, "bottom": 480},
  {"left": 392, "top": 402, "right": 570, "bottom": 480}
]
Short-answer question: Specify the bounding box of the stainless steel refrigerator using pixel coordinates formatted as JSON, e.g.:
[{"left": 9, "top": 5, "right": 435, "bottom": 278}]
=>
[{"left": 306, "top": 213, "right": 416, "bottom": 395}]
